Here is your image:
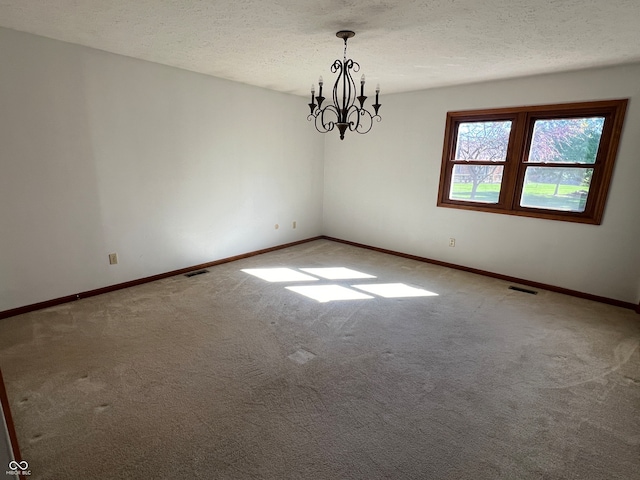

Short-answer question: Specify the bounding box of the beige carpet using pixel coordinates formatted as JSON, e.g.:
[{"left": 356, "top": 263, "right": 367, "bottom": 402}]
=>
[{"left": 1, "top": 239, "right": 639, "bottom": 479}]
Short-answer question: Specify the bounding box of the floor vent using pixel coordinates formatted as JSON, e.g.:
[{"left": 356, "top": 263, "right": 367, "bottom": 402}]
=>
[
  {"left": 509, "top": 285, "right": 537, "bottom": 295},
  {"left": 185, "top": 269, "right": 209, "bottom": 278}
]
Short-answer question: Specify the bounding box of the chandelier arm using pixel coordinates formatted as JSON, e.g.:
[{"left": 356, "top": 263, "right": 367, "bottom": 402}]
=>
[
  {"left": 308, "top": 106, "right": 331, "bottom": 133},
  {"left": 341, "top": 61, "right": 348, "bottom": 122},
  {"left": 312, "top": 112, "right": 334, "bottom": 133},
  {"left": 319, "top": 104, "right": 340, "bottom": 130},
  {"left": 354, "top": 108, "right": 379, "bottom": 135},
  {"left": 331, "top": 63, "right": 343, "bottom": 123},
  {"left": 344, "top": 60, "right": 358, "bottom": 114},
  {"left": 307, "top": 102, "right": 339, "bottom": 123},
  {"left": 341, "top": 36, "right": 348, "bottom": 121},
  {"left": 348, "top": 61, "right": 359, "bottom": 109},
  {"left": 346, "top": 105, "right": 362, "bottom": 132},
  {"left": 314, "top": 118, "right": 334, "bottom": 134}
]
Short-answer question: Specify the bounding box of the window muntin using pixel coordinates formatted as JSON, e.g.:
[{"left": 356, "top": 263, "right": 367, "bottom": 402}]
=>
[{"left": 437, "top": 100, "right": 627, "bottom": 224}]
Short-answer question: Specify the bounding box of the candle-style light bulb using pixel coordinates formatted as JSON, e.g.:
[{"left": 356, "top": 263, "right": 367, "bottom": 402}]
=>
[
  {"left": 318, "top": 76, "right": 323, "bottom": 97},
  {"left": 309, "top": 83, "right": 317, "bottom": 115},
  {"left": 361, "top": 74, "right": 365, "bottom": 84},
  {"left": 372, "top": 83, "right": 381, "bottom": 115},
  {"left": 360, "top": 74, "right": 365, "bottom": 97}
]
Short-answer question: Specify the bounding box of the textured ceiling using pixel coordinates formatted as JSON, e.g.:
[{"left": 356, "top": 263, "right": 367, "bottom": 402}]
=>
[{"left": 1, "top": 0, "right": 640, "bottom": 96}]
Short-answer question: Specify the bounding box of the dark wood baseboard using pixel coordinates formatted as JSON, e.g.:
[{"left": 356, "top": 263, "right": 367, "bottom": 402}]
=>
[
  {"left": 0, "top": 369, "right": 24, "bottom": 477},
  {"left": 2, "top": 235, "right": 637, "bottom": 318},
  {"left": 0, "top": 237, "right": 322, "bottom": 320},
  {"left": 322, "top": 236, "right": 639, "bottom": 312}
]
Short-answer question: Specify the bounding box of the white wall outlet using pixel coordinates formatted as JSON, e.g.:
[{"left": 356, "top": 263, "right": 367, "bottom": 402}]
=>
[
  {"left": 449, "top": 238, "right": 456, "bottom": 247},
  {"left": 292, "top": 221, "right": 297, "bottom": 229},
  {"left": 108, "top": 253, "right": 118, "bottom": 264}
]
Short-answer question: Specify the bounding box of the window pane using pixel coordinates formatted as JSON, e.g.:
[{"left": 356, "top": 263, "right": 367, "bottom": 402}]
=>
[
  {"left": 520, "top": 166, "right": 593, "bottom": 212},
  {"left": 449, "top": 165, "right": 503, "bottom": 203},
  {"left": 528, "top": 117, "right": 604, "bottom": 164},
  {"left": 454, "top": 121, "right": 511, "bottom": 161}
]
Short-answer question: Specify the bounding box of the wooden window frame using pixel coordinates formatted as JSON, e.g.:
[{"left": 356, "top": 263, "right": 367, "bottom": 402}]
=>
[{"left": 437, "top": 99, "right": 628, "bottom": 224}]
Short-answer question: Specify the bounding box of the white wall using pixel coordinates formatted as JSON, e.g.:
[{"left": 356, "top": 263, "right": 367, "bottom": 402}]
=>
[
  {"left": 323, "top": 64, "right": 640, "bottom": 304},
  {"left": 2, "top": 26, "right": 638, "bottom": 312},
  {"left": 0, "top": 27, "right": 324, "bottom": 312}
]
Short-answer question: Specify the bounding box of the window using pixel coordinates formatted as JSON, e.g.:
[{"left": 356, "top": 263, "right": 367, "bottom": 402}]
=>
[{"left": 437, "top": 100, "right": 628, "bottom": 224}]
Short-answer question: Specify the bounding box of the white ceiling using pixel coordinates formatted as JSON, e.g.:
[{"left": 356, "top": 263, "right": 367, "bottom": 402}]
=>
[{"left": 1, "top": 0, "right": 640, "bottom": 97}]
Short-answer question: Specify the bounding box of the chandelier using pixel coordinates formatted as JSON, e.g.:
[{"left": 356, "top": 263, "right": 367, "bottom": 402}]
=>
[{"left": 307, "top": 31, "right": 381, "bottom": 140}]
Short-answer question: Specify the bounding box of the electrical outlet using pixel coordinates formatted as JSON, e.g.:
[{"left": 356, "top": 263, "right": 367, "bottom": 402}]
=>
[
  {"left": 108, "top": 253, "right": 118, "bottom": 265},
  {"left": 449, "top": 238, "right": 456, "bottom": 247},
  {"left": 293, "top": 221, "right": 297, "bottom": 229}
]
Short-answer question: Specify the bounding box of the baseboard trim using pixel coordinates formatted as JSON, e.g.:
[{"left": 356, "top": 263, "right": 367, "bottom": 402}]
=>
[
  {"left": 0, "top": 369, "right": 23, "bottom": 477},
  {"left": 0, "top": 237, "right": 322, "bottom": 320},
  {"left": 322, "top": 236, "right": 639, "bottom": 312},
  {"left": 2, "top": 235, "right": 637, "bottom": 319}
]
